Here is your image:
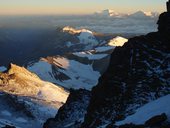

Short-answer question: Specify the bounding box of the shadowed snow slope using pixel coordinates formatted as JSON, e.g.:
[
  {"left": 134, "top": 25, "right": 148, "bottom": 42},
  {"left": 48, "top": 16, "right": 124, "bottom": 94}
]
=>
[{"left": 116, "top": 94, "right": 170, "bottom": 125}]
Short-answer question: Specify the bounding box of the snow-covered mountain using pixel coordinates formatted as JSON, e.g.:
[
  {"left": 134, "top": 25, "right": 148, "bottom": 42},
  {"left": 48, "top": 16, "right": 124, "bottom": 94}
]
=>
[
  {"left": 94, "top": 10, "right": 159, "bottom": 18},
  {"left": 0, "top": 14, "right": 158, "bottom": 67},
  {"left": 0, "top": 64, "right": 69, "bottom": 128},
  {"left": 63, "top": 26, "right": 94, "bottom": 35},
  {"left": 0, "top": 26, "right": 113, "bottom": 67},
  {"left": 28, "top": 57, "right": 101, "bottom": 90},
  {"left": 94, "top": 9, "right": 124, "bottom": 17},
  {"left": 63, "top": 26, "right": 101, "bottom": 50},
  {"left": 28, "top": 36, "right": 128, "bottom": 90},
  {"left": 0, "top": 29, "right": 125, "bottom": 127},
  {"left": 129, "top": 11, "right": 159, "bottom": 18},
  {"left": 141, "top": 11, "right": 159, "bottom": 17}
]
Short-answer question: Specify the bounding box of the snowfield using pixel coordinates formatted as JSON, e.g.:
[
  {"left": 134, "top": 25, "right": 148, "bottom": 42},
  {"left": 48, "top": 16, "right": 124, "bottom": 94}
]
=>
[
  {"left": 55, "top": 59, "right": 101, "bottom": 90},
  {"left": 73, "top": 52, "right": 108, "bottom": 60},
  {"left": 95, "top": 46, "right": 114, "bottom": 52},
  {"left": 29, "top": 35, "right": 128, "bottom": 90},
  {"left": 28, "top": 61, "right": 57, "bottom": 83},
  {"left": 29, "top": 59, "right": 100, "bottom": 90},
  {"left": 116, "top": 94, "right": 170, "bottom": 125}
]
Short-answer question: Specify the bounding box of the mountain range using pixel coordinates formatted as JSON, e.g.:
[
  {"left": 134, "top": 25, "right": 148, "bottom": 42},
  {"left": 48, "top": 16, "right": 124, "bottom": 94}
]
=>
[
  {"left": 94, "top": 9, "right": 159, "bottom": 18},
  {"left": 28, "top": 33, "right": 128, "bottom": 90},
  {"left": 44, "top": 3, "right": 170, "bottom": 128},
  {"left": 0, "top": 1, "right": 170, "bottom": 128},
  {"left": 0, "top": 27, "right": 128, "bottom": 127}
]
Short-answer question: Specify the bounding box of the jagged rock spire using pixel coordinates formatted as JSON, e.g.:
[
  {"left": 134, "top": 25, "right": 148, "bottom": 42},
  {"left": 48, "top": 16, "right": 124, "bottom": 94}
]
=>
[
  {"left": 157, "top": 1, "right": 170, "bottom": 35},
  {"left": 167, "top": 0, "right": 170, "bottom": 12}
]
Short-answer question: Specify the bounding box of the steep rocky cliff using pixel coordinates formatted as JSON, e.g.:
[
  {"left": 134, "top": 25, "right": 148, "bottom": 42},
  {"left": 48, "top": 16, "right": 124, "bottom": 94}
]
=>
[
  {"left": 82, "top": 8, "right": 170, "bottom": 128},
  {"left": 44, "top": 89, "right": 91, "bottom": 128}
]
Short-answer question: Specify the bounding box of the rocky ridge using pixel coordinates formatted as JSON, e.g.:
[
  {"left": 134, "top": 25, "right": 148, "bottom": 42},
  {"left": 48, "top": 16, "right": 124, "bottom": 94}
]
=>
[{"left": 0, "top": 64, "right": 69, "bottom": 128}]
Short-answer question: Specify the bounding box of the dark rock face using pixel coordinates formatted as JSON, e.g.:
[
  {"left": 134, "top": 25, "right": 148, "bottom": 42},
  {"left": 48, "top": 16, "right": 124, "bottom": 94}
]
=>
[
  {"left": 157, "top": 12, "right": 170, "bottom": 37},
  {"left": 167, "top": 0, "right": 170, "bottom": 12},
  {"left": 116, "top": 124, "right": 145, "bottom": 128},
  {"left": 2, "top": 125, "right": 16, "bottom": 128},
  {"left": 43, "top": 89, "right": 91, "bottom": 128},
  {"left": 145, "top": 113, "right": 167, "bottom": 127},
  {"left": 81, "top": 12, "right": 170, "bottom": 128},
  {"left": 113, "top": 114, "right": 169, "bottom": 128}
]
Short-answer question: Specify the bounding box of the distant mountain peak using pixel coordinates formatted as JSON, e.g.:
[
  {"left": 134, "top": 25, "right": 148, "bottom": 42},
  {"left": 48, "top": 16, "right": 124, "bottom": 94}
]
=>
[
  {"left": 63, "top": 26, "right": 93, "bottom": 35},
  {"left": 94, "top": 10, "right": 159, "bottom": 18},
  {"left": 62, "top": 26, "right": 100, "bottom": 50},
  {"left": 95, "top": 9, "right": 120, "bottom": 17},
  {"left": 129, "top": 11, "right": 159, "bottom": 18}
]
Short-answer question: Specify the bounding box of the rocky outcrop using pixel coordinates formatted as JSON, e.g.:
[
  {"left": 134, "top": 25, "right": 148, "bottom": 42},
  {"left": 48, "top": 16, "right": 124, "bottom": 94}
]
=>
[
  {"left": 145, "top": 113, "right": 167, "bottom": 127},
  {"left": 81, "top": 6, "right": 170, "bottom": 128},
  {"left": 167, "top": 0, "right": 170, "bottom": 12},
  {"left": 158, "top": 12, "right": 170, "bottom": 37},
  {"left": 43, "top": 89, "right": 91, "bottom": 128},
  {"left": 114, "top": 113, "right": 169, "bottom": 128}
]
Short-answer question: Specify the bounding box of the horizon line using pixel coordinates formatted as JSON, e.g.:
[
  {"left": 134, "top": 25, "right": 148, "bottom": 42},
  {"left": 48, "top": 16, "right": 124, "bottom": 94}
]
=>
[{"left": 0, "top": 9, "right": 164, "bottom": 17}]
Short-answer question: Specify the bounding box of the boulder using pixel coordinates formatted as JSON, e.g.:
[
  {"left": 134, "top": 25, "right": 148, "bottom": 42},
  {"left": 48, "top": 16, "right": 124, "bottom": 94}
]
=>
[{"left": 145, "top": 113, "right": 167, "bottom": 127}]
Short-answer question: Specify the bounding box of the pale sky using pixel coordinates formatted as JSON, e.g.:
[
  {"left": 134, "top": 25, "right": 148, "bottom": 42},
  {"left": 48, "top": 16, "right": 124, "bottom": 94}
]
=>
[{"left": 0, "top": 0, "right": 167, "bottom": 15}]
